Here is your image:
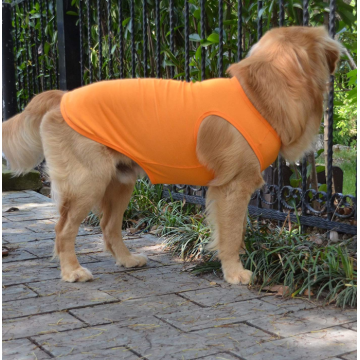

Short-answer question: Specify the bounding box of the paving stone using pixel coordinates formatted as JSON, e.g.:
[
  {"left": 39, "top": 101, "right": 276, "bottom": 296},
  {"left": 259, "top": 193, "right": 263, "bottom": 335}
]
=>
[
  {"left": 3, "top": 221, "right": 39, "bottom": 236},
  {"left": 233, "top": 326, "right": 357, "bottom": 360},
  {"left": 192, "top": 353, "right": 243, "bottom": 360},
  {"left": 259, "top": 295, "right": 317, "bottom": 312},
  {"left": 24, "top": 219, "right": 57, "bottom": 233},
  {"left": 157, "top": 298, "right": 286, "bottom": 332},
  {"left": 194, "top": 323, "right": 274, "bottom": 353},
  {"left": 3, "top": 209, "right": 58, "bottom": 222},
  {"left": 71, "top": 293, "right": 202, "bottom": 325},
  {"left": 341, "top": 322, "right": 357, "bottom": 331},
  {"left": 3, "top": 259, "right": 61, "bottom": 285},
  {"left": 3, "top": 190, "right": 35, "bottom": 198},
  {"left": 3, "top": 232, "right": 56, "bottom": 243},
  {"left": 25, "top": 272, "right": 204, "bottom": 302},
  {"left": 149, "top": 252, "right": 187, "bottom": 265},
  {"left": 34, "top": 317, "right": 219, "bottom": 359},
  {"left": 3, "top": 284, "right": 38, "bottom": 302},
  {"left": 340, "top": 351, "right": 357, "bottom": 360},
  {"left": 3, "top": 312, "right": 85, "bottom": 340},
  {"left": 128, "top": 266, "right": 214, "bottom": 294},
  {"left": 180, "top": 286, "right": 263, "bottom": 307},
  {"left": 55, "top": 348, "right": 141, "bottom": 360},
  {"left": 84, "top": 258, "right": 167, "bottom": 273},
  {"left": 291, "top": 307, "right": 357, "bottom": 326},
  {"left": 247, "top": 309, "right": 355, "bottom": 338},
  {"left": 3, "top": 338, "right": 51, "bottom": 359},
  {"left": 2, "top": 249, "right": 38, "bottom": 262},
  {"left": 3, "top": 288, "right": 117, "bottom": 319},
  {"left": 7, "top": 239, "right": 102, "bottom": 264},
  {"left": 24, "top": 272, "right": 140, "bottom": 297}
]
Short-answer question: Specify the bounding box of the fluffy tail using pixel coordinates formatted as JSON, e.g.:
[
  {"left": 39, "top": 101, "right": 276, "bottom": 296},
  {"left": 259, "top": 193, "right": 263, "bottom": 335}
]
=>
[{"left": 2, "top": 90, "right": 64, "bottom": 175}]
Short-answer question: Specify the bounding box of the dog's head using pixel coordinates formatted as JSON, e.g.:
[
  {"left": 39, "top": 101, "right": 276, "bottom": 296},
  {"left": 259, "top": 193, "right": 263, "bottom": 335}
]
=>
[{"left": 228, "top": 26, "right": 342, "bottom": 162}]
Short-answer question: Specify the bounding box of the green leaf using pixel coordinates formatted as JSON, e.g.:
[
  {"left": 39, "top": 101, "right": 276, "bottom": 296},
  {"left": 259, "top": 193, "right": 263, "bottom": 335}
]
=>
[
  {"left": 290, "top": 179, "right": 301, "bottom": 188},
  {"left": 66, "top": 11, "right": 78, "bottom": 16},
  {"left": 316, "top": 165, "right": 325, "bottom": 173},
  {"left": 164, "top": 59, "right": 175, "bottom": 66},
  {"left": 195, "top": 46, "right": 201, "bottom": 61},
  {"left": 347, "top": 69, "right": 357, "bottom": 78},
  {"left": 200, "top": 40, "right": 213, "bottom": 47},
  {"left": 315, "top": 149, "right": 324, "bottom": 158},
  {"left": 193, "top": 9, "right": 200, "bottom": 20},
  {"left": 318, "top": 183, "right": 327, "bottom": 192},
  {"left": 111, "top": 44, "right": 117, "bottom": 54},
  {"left": 207, "top": 33, "right": 219, "bottom": 44},
  {"left": 189, "top": 33, "right": 201, "bottom": 42},
  {"left": 122, "top": 17, "right": 131, "bottom": 27},
  {"left": 44, "top": 42, "right": 50, "bottom": 55}
]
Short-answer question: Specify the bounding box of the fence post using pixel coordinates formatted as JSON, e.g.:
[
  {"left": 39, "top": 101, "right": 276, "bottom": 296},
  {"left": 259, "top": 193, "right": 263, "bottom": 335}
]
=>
[
  {"left": 56, "top": 0, "right": 81, "bottom": 90},
  {"left": 2, "top": 3, "right": 17, "bottom": 121}
]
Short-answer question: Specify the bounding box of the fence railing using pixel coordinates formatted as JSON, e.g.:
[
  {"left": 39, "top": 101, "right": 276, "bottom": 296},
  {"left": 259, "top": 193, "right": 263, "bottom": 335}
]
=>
[{"left": 2, "top": 0, "right": 357, "bottom": 235}]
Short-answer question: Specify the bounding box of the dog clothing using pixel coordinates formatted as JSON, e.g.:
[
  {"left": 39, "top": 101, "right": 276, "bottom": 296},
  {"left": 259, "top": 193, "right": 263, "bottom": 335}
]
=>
[{"left": 60, "top": 77, "right": 281, "bottom": 186}]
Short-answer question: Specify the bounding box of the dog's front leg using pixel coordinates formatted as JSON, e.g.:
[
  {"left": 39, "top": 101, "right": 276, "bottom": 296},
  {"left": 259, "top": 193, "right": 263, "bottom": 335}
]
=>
[{"left": 206, "top": 176, "right": 259, "bottom": 285}]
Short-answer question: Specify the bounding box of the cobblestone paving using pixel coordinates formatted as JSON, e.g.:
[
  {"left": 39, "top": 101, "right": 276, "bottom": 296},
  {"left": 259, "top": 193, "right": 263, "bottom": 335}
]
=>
[{"left": 2, "top": 190, "right": 357, "bottom": 360}]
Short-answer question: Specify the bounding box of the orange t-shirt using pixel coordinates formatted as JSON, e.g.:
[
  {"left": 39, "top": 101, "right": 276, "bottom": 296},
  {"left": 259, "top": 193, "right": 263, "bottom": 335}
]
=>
[{"left": 60, "top": 77, "right": 281, "bottom": 186}]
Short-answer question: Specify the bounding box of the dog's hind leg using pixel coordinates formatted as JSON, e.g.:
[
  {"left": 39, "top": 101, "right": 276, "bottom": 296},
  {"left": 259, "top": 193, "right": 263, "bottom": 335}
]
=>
[
  {"left": 100, "top": 178, "right": 147, "bottom": 268},
  {"left": 54, "top": 190, "right": 102, "bottom": 282},
  {"left": 40, "top": 109, "right": 115, "bottom": 282}
]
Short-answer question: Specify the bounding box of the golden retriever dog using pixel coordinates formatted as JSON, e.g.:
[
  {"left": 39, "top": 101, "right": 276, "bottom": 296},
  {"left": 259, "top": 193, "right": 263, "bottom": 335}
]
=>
[{"left": 2, "top": 26, "right": 341, "bottom": 284}]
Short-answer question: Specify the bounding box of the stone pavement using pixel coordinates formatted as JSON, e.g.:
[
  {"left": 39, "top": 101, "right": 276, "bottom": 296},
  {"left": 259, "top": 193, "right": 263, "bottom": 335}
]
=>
[{"left": 2, "top": 190, "right": 357, "bottom": 360}]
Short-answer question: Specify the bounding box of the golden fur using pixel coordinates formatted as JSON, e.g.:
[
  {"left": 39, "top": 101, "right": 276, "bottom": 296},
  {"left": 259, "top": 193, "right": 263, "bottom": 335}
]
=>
[{"left": 2, "top": 26, "right": 341, "bottom": 284}]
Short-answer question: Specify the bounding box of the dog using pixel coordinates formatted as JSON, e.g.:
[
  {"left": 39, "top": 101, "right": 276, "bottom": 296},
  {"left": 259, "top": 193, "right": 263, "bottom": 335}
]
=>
[{"left": 2, "top": 26, "right": 341, "bottom": 284}]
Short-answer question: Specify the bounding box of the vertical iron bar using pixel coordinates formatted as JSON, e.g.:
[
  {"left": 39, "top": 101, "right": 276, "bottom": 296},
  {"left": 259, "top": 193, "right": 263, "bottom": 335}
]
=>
[
  {"left": 24, "top": 1, "right": 31, "bottom": 100},
  {"left": 169, "top": 0, "right": 174, "bottom": 78},
  {"left": 2, "top": 3, "right": 17, "bottom": 120},
  {"left": 257, "top": 0, "right": 262, "bottom": 40},
  {"left": 303, "top": 0, "right": 309, "bottom": 26},
  {"left": 279, "top": 0, "right": 284, "bottom": 26},
  {"left": 131, "top": 0, "right": 136, "bottom": 78},
  {"left": 277, "top": 0, "right": 284, "bottom": 224},
  {"left": 107, "top": 0, "right": 113, "bottom": 79},
  {"left": 184, "top": 0, "right": 189, "bottom": 81},
  {"left": 87, "top": 0, "right": 92, "bottom": 83},
  {"left": 79, "top": 0, "right": 84, "bottom": 85},
  {"left": 27, "top": 0, "right": 36, "bottom": 94},
  {"left": 327, "top": 0, "right": 336, "bottom": 221},
  {"left": 301, "top": 0, "right": 309, "bottom": 227},
  {"left": 237, "top": 0, "right": 242, "bottom": 61},
  {"left": 14, "top": 4, "right": 22, "bottom": 110},
  {"left": 155, "top": 0, "right": 161, "bottom": 78},
  {"left": 97, "top": 0, "right": 102, "bottom": 80},
  {"left": 119, "top": 0, "right": 124, "bottom": 78},
  {"left": 40, "top": 0, "right": 46, "bottom": 91},
  {"left": 218, "top": 0, "right": 223, "bottom": 77},
  {"left": 200, "top": 0, "right": 206, "bottom": 80},
  {"left": 32, "top": 0, "right": 41, "bottom": 92},
  {"left": 143, "top": 0, "right": 148, "bottom": 77},
  {"left": 45, "top": 0, "right": 53, "bottom": 90},
  {"left": 52, "top": 0, "right": 59, "bottom": 88},
  {"left": 56, "top": 0, "right": 81, "bottom": 90}
]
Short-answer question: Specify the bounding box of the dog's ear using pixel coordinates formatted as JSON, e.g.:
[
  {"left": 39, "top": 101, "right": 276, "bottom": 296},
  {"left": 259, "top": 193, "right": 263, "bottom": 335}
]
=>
[
  {"left": 316, "top": 27, "right": 342, "bottom": 74},
  {"left": 226, "top": 63, "right": 241, "bottom": 78},
  {"left": 324, "top": 39, "right": 342, "bottom": 74}
]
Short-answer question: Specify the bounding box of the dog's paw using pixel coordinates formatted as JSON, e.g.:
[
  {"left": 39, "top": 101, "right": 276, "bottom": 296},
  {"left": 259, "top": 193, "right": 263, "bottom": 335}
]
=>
[
  {"left": 116, "top": 253, "right": 148, "bottom": 268},
  {"left": 62, "top": 266, "right": 93, "bottom": 283},
  {"left": 223, "top": 264, "right": 253, "bottom": 285}
]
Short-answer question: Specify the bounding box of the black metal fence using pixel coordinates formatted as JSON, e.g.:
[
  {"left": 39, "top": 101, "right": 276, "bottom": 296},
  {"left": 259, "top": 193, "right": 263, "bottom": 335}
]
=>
[{"left": 2, "top": 0, "right": 357, "bottom": 234}]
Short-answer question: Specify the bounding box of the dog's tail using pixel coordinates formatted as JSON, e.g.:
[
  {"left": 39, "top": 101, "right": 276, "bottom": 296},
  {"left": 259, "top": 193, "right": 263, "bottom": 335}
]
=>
[{"left": 2, "top": 90, "right": 64, "bottom": 175}]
